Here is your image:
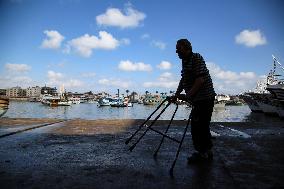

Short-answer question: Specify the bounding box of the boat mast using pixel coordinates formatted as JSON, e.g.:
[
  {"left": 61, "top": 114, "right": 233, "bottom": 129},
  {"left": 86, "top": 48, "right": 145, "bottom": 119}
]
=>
[
  {"left": 267, "top": 55, "right": 284, "bottom": 85},
  {"left": 272, "top": 55, "right": 284, "bottom": 71}
]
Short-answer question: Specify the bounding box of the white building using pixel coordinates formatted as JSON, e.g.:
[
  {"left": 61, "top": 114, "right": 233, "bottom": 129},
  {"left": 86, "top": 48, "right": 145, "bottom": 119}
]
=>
[
  {"left": 26, "top": 86, "right": 41, "bottom": 97},
  {"left": 6, "top": 87, "right": 26, "bottom": 97}
]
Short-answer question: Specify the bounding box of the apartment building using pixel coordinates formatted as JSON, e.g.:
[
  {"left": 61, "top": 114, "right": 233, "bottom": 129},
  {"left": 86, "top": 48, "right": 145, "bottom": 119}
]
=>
[
  {"left": 41, "top": 86, "right": 57, "bottom": 95},
  {"left": 26, "top": 86, "right": 41, "bottom": 97},
  {"left": 6, "top": 87, "right": 26, "bottom": 97}
]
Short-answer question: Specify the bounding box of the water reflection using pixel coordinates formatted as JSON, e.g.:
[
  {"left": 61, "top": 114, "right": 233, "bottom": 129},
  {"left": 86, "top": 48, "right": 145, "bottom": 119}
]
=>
[
  {"left": 3, "top": 101, "right": 282, "bottom": 122},
  {"left": 243, "top": 112, "right": 282, "bottom": 122}
]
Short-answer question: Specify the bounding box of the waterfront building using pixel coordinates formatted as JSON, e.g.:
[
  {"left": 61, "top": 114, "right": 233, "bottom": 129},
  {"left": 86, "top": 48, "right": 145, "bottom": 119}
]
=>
[
  {"left": 41, "top": 86, "right": 57, "bottom": 96},
  {"left": 6, "top": 87, "right": 26, "bottom": 97},
  {"left": 26, "top": 86, "right": 41, "bottom": 97},
  {"left": 96, "top": 92, "right": 110, "bottom": 98},
  {"left": 0, "top": 89, "right": 6, "bottom": 96}
]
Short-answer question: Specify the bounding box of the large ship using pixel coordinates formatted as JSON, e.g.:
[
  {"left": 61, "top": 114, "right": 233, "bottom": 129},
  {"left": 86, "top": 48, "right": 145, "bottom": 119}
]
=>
[{"left": 241, "top": 55, "right": 284, "bottom": 118}]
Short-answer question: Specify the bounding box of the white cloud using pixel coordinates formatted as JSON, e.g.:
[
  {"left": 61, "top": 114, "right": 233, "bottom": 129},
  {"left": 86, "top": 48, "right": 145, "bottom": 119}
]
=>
[
  {"left": 157, "top": 61, "right": 172, "bottom": 70},
  {"left": 0, "top": 63, "right": 35, "bottom": 88},
  {"left": 0, "top": 75, "right": 34, "bottom": 88},
  {"left": 158, "top": 72, "right": 173, "bottom": 81},
  {"left": 47, "top": 70, "right": 64, "bottom": 82},
  {"left": 120, "top": 38, "right": 131, "bottom": 45},
  {"left": 13, "top": 76, "right": 33, "bottom": 83},
  {"left": 5, "top": 63, "right": 31, "bottom": 73},
  {"left": 141, "top": 33, "right": 150, "bottom": 39},
  {"left": 118, "top": 60, "right": 152, "bottom": 72},
  {"left": 143, "top": 81, "right": 178, "bottom": 89},
  {"left": 235, "top": 29, "right": 267, "bottom": 47},
  {"left": 81, "top": 72, "right": 96, "bottom": 78},
  {"left": 207, "top": 62, "right": 262, "bottom": 94},
  {"left": 64, "top": 79, "right": 84, "bottom": 88},
  {"left": 41, "top": 30, "right": 65, "bottom": 49},
  {"left": 143, "top": 72, "right": 178, "bottom": 89},
  {"left": 96, "top": 6, "right": 146, "bottom": 29},
  {"left": 47, "top": 70, "right": 84, "bottom": 89},
  {"left": 67, "top": 31, "right": 119, "bottom": 57},
  {"left": 98, "top": 78, "right": 131, "bottom": 88},
  {"left": 152, "top": 40, "right": 166, "bottom": 50}
]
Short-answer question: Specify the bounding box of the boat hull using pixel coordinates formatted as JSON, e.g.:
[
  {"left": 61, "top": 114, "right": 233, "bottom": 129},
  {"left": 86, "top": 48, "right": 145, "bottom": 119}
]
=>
[{"left": 0, "top": 98, "right": 9, "bottom": 117}]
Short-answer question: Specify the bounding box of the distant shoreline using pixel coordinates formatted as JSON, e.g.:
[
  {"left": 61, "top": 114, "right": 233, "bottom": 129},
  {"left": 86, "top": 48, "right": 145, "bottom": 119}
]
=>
[{"left": 6, "top": 97, "right": 29, "bottom": 101}]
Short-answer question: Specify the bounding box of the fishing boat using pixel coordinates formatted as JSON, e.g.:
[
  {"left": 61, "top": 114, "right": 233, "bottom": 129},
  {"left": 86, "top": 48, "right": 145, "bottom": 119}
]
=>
[
  {"left": 40, "top": 94, "right": 72, "bottom": 106},
  {"left": 69, "top": 97, "right": 81, "bottom": 104},
  {"left": 98, "top": 97, "right": 113, "bottom": 106},
  {"left": 225, "top": 100, "right": 244, "bottom": 106},
  {"left": 110, "top": 97, "right": 133, "bottom": 107},
  {"left": 143, "top": 94, "right": 167, "bottom": 105},
  {"left": 40, "top": 94, "right": 60, "bottom": 105},
  {"left": 0, "top": 98, "right": 9, "bottom": 117}
]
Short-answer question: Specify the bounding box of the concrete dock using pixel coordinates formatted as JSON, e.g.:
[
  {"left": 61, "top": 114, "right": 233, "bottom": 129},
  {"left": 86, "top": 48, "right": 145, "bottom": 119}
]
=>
[{"left": 0, "top": 118, "right": 283, "bottom": 188}]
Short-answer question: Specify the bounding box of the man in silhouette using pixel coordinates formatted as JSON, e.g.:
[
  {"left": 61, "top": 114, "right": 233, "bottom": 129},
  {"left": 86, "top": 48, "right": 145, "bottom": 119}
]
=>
[{"left": 173, "top": 38, "right": 216, "bottom": 163}]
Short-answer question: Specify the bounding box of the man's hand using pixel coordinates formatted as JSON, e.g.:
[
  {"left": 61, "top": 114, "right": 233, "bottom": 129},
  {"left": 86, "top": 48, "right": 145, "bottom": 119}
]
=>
[
  {"left": 166, "top": 94, "right": 192, "bottom": 103},
  {"left": 177, "top": 94, "right": 193, "bottom": 103}
]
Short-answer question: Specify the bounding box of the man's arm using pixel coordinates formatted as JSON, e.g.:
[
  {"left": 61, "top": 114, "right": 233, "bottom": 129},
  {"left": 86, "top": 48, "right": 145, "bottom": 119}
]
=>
[
  {"left": 175, "top": 78, "right": 183, "bottom": 96},
  {"left": 167, "top": 78, "right": 183, "bottom": 102},
  {"left": 186, "top": 76, "right": 204, "bottom": 98}
]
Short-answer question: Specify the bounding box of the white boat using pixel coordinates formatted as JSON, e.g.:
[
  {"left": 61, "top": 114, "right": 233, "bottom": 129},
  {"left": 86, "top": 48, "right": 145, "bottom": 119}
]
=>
[
  {"left": 215, "top": 94, "right": 230, "bottom": 102},
  {"left": 98, "top": 97, "right": 112, "bottom": 106},
  {"left": 110, "top": 97, "right": 133, "bottom": 107},
  {"left": 70, "top": 97, "right": 81, "bottom": 104},
  {"left": 241, "top": 55, "right": 284, "bottom": 117},
  {"left": 40, "top": 94, "right": 60, "bottom": 105},
  {"left": 40, "top": 94, "right": 72, "bottom": 107},
  {"left": 214, "top": 94, "right": 230, "bottom": 109},
  {"left": 57, "top": 100, "right": 72, "bottom": 106}
]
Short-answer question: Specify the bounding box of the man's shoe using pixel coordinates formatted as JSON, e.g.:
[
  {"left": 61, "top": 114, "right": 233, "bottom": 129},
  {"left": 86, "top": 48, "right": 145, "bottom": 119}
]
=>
[{"left": 187, "top": 151, "right": 213, "bottom": 164}]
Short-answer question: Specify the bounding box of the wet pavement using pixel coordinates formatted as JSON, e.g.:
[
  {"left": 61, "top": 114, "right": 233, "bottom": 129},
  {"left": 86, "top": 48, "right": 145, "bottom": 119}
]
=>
[{"left": 0, "top": 118, "right": 283, "bottom": 189}]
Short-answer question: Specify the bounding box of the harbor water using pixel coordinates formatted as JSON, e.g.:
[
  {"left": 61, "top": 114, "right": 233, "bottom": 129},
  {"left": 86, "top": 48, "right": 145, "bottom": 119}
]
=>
[{"left": 3, "top": 101, "right": 282, "bottom": 122}]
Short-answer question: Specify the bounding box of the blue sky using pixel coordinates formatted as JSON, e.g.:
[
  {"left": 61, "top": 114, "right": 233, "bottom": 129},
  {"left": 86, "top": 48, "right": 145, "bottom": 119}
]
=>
[{"left": 1, "top": 0, "right": 284, "bottom": 95}]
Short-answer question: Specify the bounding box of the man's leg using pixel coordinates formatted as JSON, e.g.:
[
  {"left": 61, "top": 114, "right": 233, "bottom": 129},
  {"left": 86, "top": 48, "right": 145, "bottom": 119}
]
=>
[{"left": 188, "top": 99, "right": 214, "bottom": 163}]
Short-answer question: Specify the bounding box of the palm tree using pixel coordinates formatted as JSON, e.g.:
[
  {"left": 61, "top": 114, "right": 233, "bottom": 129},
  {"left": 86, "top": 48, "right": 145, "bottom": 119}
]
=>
[{"left": 126, "top": 89, "right": 129, "bottom": 97}]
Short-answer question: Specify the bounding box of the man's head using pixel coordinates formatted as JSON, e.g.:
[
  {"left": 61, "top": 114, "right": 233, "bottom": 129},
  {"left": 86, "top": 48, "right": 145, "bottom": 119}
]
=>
[{"left": 176, "top": 39, "right": 192, "bottom": 60}]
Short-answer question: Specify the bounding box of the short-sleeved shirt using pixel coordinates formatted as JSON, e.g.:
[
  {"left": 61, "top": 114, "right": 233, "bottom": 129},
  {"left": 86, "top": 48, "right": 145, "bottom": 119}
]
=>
[{"left": 180, "top": 52, "right": 216, "bottom": 102}]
